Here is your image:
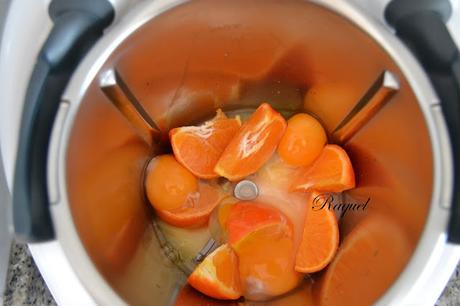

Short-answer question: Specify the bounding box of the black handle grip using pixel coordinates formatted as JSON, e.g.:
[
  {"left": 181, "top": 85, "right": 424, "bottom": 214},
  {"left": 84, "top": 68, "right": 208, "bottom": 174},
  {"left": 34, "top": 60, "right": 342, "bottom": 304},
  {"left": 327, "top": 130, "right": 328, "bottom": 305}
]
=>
[
  {"left": 13, "top": 0, "right": 114, "bottom": 242},
  {"left": 385, "top": 0, "right": 460, "bottom": 243}
]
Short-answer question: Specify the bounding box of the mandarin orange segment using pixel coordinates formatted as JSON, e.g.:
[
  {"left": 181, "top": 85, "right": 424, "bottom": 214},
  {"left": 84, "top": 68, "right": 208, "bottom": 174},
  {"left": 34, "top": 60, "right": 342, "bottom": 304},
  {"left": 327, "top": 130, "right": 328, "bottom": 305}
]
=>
[
  {"left": 277, "top": 113, "right": 327, "bottom": 167},
  {"left": 226, "top": 202, "right": 301, "bottom": 300},
  {"left": 145, "top": 155, "right": 198, "bottom": 211},
  {"left": 226, "top": 202, "right": 291, "bottom": 246},
  {"left": 292, "top": 144, "right": 355, "bottom": 193},
  {"left": 208, "top": 196, "right": 239, "bottom": 244},
  {"left": 188, "top": 244, "right": 242, "bottom": 300},
  {"left": 170, "top": 109, "right": 241, "bottom": 179},
  {"left": 217, "top": 199, "right": 236, "bottom": 230},
  {"left": 295, "top": 193, "right": 339, "bottom": 273},
  {"left": 234, "top": 225, "right": 302, "bottom": 301},
  {"left": 174, "top": 285, "right": 238, "bottom": 306},
  {"left": 156, "top": 182, "right": 226, "bottom": 228},
  {"left": 214, "top": 103, "right": 287, "bottom": 181}
]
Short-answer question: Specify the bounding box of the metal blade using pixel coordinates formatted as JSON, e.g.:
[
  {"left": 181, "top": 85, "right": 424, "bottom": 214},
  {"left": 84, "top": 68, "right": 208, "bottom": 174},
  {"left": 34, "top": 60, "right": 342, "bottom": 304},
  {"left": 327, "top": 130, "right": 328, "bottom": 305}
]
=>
[
  {"left": 100, "top": 68, "right": 161, "bottom": 147},
  {"left": 332, "top": 70, "right": 399, "bottom": 144}
]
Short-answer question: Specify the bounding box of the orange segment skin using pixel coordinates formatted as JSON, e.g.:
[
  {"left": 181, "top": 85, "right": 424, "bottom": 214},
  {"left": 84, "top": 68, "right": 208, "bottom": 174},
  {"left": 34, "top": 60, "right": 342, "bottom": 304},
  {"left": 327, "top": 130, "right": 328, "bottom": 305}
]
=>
[
  {"left": 145, "top": 155, "right": 198, "bottom": 211},
  {"left": 188, "top": 244, "right": 242, "bottom": 300},
  {"left": 218, "top": 201, "right": 235, "bottom": 229},
  {"left": 278, "top": 113, "right": 327, "bottom": 167},
  {"left": 208, "top": 196, "right": 240, "bottom": 244},
  {"left": 226, "top": 202, "right": 301, "bottom": 300},
  {"left": 217, "top": 197, "right": 239, "bottom": 230},
  {"left": 292, "top": 144, "right": 355, "bottom": 193},
  {"left": 170, "top": 110, "right": 241, "bottom": 179},
  {"left": 226, "top": 202, "right": 291, "bottom": 246},
  {"left": 156, "top": 182, "right": 225, "bottom": 228},
  {"left": 174, "top": 285, "right": 239, "bottom": 306},
  {"left": 295, "top": 193, "right": 339, "bottom": 273},
  {"left": 234, "top": 224, "right": 302, "bottom": 300},
  {"left": 214, "top": 103, "right": 287, "bottom": 181}
]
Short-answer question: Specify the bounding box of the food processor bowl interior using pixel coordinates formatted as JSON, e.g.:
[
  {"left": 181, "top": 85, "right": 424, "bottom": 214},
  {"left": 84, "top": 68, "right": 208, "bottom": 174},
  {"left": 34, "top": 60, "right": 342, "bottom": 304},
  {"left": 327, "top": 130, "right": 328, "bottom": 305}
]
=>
[{"left": 65, "top": 1, "right": 433, "bottom": 305}]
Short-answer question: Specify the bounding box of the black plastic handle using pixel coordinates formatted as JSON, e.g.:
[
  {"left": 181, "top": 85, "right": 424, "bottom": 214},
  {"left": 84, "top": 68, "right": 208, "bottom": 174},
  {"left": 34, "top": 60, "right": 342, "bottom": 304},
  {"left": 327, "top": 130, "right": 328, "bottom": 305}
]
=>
[
  {"left": 13, "top": 0, "right": 114, "bottom": 242},
  {"left": 385, "top": 0, "right": 460, "bottom": 243}
]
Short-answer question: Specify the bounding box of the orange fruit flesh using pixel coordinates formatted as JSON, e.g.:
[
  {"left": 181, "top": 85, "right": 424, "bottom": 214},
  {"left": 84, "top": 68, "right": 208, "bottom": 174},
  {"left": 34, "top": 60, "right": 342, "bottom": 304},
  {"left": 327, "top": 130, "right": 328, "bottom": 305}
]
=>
[
  {"left": 156, "top": 182, "right": 226, "bottom": 228},
  {"left": 188, "top": 244, "right": 242, "bottom": 300},
  {"left": 145, "top": 155, "right": 198, "bottom": 211},
  {"left": 215, "top": 103, "right": 287, "bottom": 181},
  {"left": 170, "top": 110, "right": 241, "bottom": 179},
  {"left": 174, "top": 285, "right": 239, "bottom": 306},
  {"left": 317, "top": 214, "right": 412, "bottom": 306},
  {"left": 278, "top": 113, "right": 327, "bottom": 167},
  {"left": 226, "top": 202, "right": 302, "bottom": 301},
  {"left": 292, "top": 144, "right": 355, "bottom": 193},
  {"left": 218, "top": 200, "right": 236, "bottom": 229},
  {"left": 295, "top": 193, "right": 339, "bottom": 273},
  {"left": 233, "top": 223, "right": 302, "bottom": 301},
  {"left": 226, "top": 202, "right": 289, "bottom": 246},
  {"left": 208, "top": 196, "right": 239, "bottom": 243}
]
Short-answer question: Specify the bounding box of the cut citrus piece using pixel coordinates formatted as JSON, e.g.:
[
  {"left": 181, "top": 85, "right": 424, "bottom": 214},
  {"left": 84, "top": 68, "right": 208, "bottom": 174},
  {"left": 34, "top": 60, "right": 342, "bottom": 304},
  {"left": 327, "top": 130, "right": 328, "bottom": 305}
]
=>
[
  {"left": 266, "top": 281, "right": 316, "bottom": 306},
  {"left": 170, "top": 109, "right": 241, "bottom": 179},
  {"left": 317, "top": 214, "right": 412, "bottom": 306},
  {"left": 226, "top": 202, "right": 292, "bottom": 246},
  {"left": 145, "top": 155, "right": 222, "bottom": 227},
  {"left": 174, "top": 285, "right": 239, "bottom": 306},
  {"left": 214, "top": 103, "right": 287, "bottom": 181},
  {"left": 226, "top": 202, "right": 301, "bottom": 300},
  {"left": 217, "top": 198, "right": 237, "bottom": 230},
  {"left": 234, "top": 225, "right": 302, "bottom": 301},
  {"left": 277, "top": 113, "right": 327, "bottom": 167},
  {"left": 295, "top": 193, "right": 339, "bottom": 273},
  {"left": 156, "top": 182, "right": 225, "bottom": 228},
  {"left": 292, "top": 144, "right": 355, "bottom": 193},
  {"left": 188, "top": 244, "right": 242, "bottom": 300},
  {"left": 208, "top": 197, "right": 239, "bottom": 243},
  {"left": 145, "top": 155, "right": 198, "bottom": 211}
]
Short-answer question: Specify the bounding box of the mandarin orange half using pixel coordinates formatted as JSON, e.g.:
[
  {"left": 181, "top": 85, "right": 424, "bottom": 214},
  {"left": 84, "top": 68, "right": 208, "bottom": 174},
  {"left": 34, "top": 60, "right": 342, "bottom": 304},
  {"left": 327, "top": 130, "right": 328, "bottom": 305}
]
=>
[
  {"left": 226, "top": 202, "right": 302, "bottom": 300},
  {"left": 292, "top": 144, "right": 355, "bottom": 193},
  {"left": 145, "top": 154, "right": 198, "bottom": 212},
  {"left": 145, "top": 155, "right": 224, "bottom": 227},
  {"left": 295, "top": 193, "right": 339, "bottom": 273},
  {"left": 188, "top": 244, "right": 242, "bottom": 300},
  {"left": 156, "top": 182, "right": 226, "bottom": 228},
  {"left": 278, "top": 113, "right": 327, "bottom": 167}
]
